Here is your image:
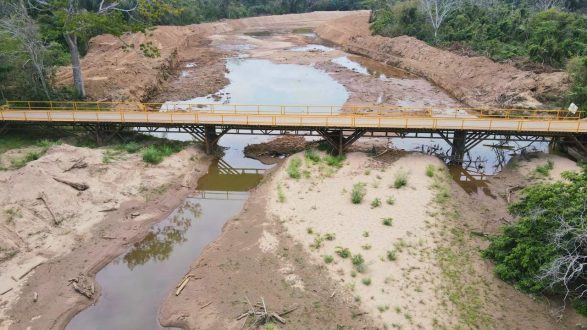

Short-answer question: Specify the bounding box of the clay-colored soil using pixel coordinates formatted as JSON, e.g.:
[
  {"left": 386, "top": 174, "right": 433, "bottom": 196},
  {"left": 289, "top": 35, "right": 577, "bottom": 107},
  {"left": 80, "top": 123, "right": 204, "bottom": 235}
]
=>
[
  {"left": 55, "top": 11, "right": 358, "bottom": 102},
  {"left": 316, "top": 12, "right": 569, "bottom": 108},
  {"left": 0, "top": 145, "right": 210, "bottom": 329}
]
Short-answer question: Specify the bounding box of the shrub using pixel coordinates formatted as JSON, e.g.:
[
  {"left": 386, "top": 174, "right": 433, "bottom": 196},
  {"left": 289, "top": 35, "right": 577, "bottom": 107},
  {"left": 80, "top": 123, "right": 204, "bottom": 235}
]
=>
[
  {"left": 393, "top": 172, "right": 408, "bottom": 188},
  {"left": 121, "top": 142, "right": 142, "bottom": 153},
  {"left": 304, "top": 148, "right": 320, "bottom": 163},
  {"left": 287, "top": 157, "right": 302, "bottom": 179},
  {"left": 142, "top": 146, "right": 164, "bottom": 164},
  {"left": 277, "top": 184, "right": 286, "bottom": 203},
  {"left": 387, "top": 249, "right": 398, "bottom": 261},
  {"left": 352, "top": 254, "right": 365, "bottom": 266},
  {"left": 324, "top": 255, "right": 334, "bottom": 264},
  {"left": 574, "top": 299, "right": 587, "bottom": 317},
  {"left": 371, "top": 198, "right": 382, "bottom": 208},
  {"left": 361, "top": 244, "right": 372, "bottom": 250},
  {"left": 382, "top": 217, "right": 393, "bottom": 226},
  {"left": 324, "top": 233, "right": 336, "bottom": 241},
  {"left": 141, "top": 143, "right": 183, "bottom": 165},
  {"left": 386, "top": 196, "right": 396, "bottom": 205},
  {"left": 11, "top": 151, "right": 41, "bottom": 169},
  {"left": 324, "top": 155, "right": 345, "bottom": 168},
  {"left": 351, "top": 182, "right": 367, "bottom": 204},
  {"left": 335, "top": 246, "right": 351, "bottom": 258},
  {"left": 362, "top": 277, "right": 372, "bottom": 286},
  {"left": 310, "top": 235, "right": 325, "bottom": 250},
  {"left": 535, "top": 160, "right": 554, "bottom": 177},
  {"left": 426, "top": 165, "right": 435, "bottom": 177},
  {"left": 363, "top": 231, "right": 369, "bottom": 237}
]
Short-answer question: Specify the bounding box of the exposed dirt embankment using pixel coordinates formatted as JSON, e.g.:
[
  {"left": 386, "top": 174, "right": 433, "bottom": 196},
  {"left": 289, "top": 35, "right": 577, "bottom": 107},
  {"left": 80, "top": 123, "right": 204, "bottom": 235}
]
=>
[
  {"left": 0, "top": 144, "right": 210, "bottom": 329},
  {"left": 316, "top": 12, "right": 569, "bottom": 108},
  {"left": 56, "top": 11, "right": 360, "bottom": 102}
]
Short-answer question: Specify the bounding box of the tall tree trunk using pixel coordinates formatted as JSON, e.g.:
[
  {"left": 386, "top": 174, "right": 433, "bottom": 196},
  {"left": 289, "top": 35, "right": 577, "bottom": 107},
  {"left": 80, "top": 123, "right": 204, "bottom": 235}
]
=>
[{"left": 64, "top": 33, "right": 85, "bottom": 98}]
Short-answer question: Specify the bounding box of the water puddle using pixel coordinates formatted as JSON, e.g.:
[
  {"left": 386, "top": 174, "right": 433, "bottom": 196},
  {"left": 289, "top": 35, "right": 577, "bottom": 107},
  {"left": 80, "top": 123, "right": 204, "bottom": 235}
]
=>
[
  {"left": 163, "top": 58, "right": 348, "bottom": 110},
  {"left": 289, "top": 44, "right": 334, "bottom": 52},
  {"left": 392, "top": 137, "right": 550, "bottom": 194},
  {"left": 244, "top": 30, "right": 273, "bottom": 37},
  {"left": 332, "top": 56, "right": 415, "bottom": 80}
]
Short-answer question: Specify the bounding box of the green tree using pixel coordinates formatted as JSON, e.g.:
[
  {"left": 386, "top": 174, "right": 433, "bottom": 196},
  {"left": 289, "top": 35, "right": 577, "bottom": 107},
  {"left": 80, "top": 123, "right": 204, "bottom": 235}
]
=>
[
  {"left": 567, "top": 56, "right": 587, "bottom": 112},
  {"left": 484, "top": 166, "right": 587, "bottom": 302},
  {"left": 30, "top": 0, "right": 180, "bottom": 98},
  {"left": 527, "top": 9, "right": 587, "bottom": 67}
]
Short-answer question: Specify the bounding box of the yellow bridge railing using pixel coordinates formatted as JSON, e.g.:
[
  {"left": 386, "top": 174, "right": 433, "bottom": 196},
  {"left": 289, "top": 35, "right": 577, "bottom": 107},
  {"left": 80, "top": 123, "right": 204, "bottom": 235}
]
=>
[
  {"left": 3, "top": 100, "right": 585, "bottom": 120},
  {"left": 1, "top": 101, "right": 586, "bottom": 134}
]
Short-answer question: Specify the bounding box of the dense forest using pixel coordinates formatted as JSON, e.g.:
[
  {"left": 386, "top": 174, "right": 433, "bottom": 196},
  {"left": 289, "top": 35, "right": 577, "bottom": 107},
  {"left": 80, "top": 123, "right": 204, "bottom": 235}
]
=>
[{"left": 371, "top": 0, "right": 587, "bottom": 109}]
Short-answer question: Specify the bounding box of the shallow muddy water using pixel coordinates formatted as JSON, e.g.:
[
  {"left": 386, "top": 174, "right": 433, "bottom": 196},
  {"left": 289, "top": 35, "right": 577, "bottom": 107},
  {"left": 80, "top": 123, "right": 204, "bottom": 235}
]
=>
[
  {"left": 67, "top": 195, "right": 247, "bottom": 330},
  {"left": 392, "top": 137, "right": 550, "bottom": 194},
  {"left": 332, "top": 56, "right": 414, "bottom": 80},
  {"left": 164, "top": 57, "right": 348, "bottom": 108}
]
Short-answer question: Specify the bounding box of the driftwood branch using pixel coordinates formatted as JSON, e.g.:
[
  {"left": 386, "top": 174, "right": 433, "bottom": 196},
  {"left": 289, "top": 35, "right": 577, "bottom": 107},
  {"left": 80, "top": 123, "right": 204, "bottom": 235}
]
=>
[
  {"left": 237, "top": 296, "right": 296, "bottom": 328},
  {"left": 175, "top": 273, "right": 202, "bottom": 296},
  {"left": 53, "top": 177, "right": 89, "bottom": 191},
  {"left": 37, "top": 192, "right": 59, "bottom": 225},
  {"left": 64, "top": 158, "right": 87, "bottom": 172}
]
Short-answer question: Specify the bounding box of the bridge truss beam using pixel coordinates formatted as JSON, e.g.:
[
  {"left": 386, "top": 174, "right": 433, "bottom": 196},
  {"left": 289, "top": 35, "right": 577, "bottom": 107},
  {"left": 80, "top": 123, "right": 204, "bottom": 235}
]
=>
[{"left": 317, "top": 129, "right": 367, "bottom": 156}]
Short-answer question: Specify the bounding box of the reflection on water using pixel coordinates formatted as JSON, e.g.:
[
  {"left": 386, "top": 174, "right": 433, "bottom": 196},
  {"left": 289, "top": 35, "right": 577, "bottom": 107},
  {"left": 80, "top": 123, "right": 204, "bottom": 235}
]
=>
[
  {"left": 392, "top": 136, "right": 550, "bottom": 194},
  {"left": 163, "top": 58, "right": 348, "bottom": 108},
  {"left": 196, "top": 159, "right": 265, "bottom": 192},
  {"left": 67, "top": 198, "right": 246, "bottom": 330},
  {"left": 332, "top": 56, "right": 415, "bottom": 80},
  {"left": 123, "top": 203, "right": 201, "bottom": 270}
]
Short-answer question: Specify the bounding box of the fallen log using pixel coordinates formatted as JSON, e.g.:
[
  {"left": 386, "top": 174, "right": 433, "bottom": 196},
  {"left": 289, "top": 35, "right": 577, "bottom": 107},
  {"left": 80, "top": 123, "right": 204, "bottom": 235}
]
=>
[{"left": 53, "top": 177, "right": 89, "bottom": 191}]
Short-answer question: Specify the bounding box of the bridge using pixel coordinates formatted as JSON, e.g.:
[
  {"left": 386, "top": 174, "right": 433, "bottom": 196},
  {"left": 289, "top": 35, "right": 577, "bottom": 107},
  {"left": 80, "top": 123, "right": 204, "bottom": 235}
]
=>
[{"left": 1, "top": 101, "right": 586, "bottom": 162}]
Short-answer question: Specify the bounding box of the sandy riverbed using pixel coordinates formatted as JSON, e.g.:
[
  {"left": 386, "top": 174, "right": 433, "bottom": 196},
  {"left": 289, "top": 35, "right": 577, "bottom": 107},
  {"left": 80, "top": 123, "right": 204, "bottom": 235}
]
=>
[
  {"left": 0, "top": 144, "right": 210, "bottom": 329},
  {"left": 159, "top": 148, "right": 586, "bottom": 329}
]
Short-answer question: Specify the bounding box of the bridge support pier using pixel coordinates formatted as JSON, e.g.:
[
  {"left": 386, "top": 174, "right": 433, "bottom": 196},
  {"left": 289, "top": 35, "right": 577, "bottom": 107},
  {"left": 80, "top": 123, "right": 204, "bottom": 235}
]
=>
[
  {"left": 317, "top": 129, "right": 366, "bottom": 156},
  {"left": 450, "top": 131, "right": 467, "bottom": 165}
]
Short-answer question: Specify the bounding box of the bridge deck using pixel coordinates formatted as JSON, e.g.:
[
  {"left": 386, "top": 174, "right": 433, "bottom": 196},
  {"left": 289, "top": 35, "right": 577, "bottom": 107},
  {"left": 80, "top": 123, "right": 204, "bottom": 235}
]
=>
[
  {"left": 1, "top": 101, "right": 586, "bottom": 134},
  {"left": 1, "top": 109, "right": 586, "bottom": 134}
]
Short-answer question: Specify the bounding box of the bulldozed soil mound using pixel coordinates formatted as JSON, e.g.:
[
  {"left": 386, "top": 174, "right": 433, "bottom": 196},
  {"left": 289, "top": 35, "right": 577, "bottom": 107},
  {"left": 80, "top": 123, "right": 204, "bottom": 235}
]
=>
[
  {"left": 316, "top": 12, "right": 569, "bottom": 108},
  {"left": 55, "top": 11, "right": 358, "bottom": 102}
]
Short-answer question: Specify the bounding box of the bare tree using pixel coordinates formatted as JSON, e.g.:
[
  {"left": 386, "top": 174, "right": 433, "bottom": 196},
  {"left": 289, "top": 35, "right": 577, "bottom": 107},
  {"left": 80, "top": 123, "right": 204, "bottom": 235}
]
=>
[
  {"left": 539, "top": 201, "right": 587, "bottom": 302},
  {"left": 420, "top": 0, "right": 460, "bottom": 40},
  {"left": 0, "top": 1, "right": 51, "bottom": 99},
  {"left": 533, "top": 0, "right": 568, "bottom": 11}
]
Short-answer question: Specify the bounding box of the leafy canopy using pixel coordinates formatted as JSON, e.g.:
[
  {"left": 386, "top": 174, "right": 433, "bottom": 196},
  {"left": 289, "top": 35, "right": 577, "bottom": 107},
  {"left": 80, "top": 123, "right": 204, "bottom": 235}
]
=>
[{"left": 484, "top": 165, "right": 587, "bottom": 296}]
